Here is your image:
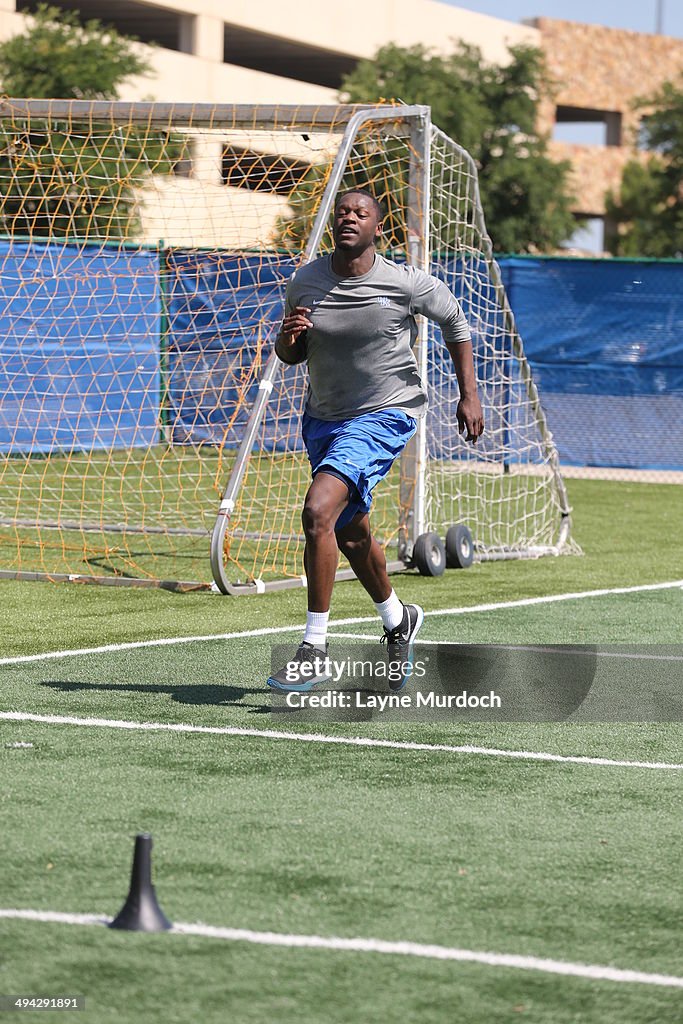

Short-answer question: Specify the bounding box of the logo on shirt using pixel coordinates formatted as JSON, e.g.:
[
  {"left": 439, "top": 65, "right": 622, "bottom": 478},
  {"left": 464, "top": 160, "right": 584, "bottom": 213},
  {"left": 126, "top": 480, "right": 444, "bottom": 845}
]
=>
[{"left": 376, "top": 296, "right": 391, "bottom": 308}]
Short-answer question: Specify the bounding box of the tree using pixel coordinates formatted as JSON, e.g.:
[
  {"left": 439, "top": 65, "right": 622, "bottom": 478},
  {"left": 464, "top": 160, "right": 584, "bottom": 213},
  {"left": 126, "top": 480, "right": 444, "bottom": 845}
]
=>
[
  {"left": 0, "top": 5, "right": 181, "bottom": 241},
  {"left": 606, "top": 80, "right": 683, "bottom": 257},
  {"left": 275, "top": 42, "right": 578, "bottom": 254},
  {"left": 0, "top": 2, "right": 150, "bottom": 100}
]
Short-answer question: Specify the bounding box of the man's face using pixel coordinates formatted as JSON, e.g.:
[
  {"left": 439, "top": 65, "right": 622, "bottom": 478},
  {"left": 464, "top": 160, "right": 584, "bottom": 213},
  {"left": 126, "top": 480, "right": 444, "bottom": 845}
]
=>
[{"left": 333, "top": 193, "right": 382, "bottom": 252}]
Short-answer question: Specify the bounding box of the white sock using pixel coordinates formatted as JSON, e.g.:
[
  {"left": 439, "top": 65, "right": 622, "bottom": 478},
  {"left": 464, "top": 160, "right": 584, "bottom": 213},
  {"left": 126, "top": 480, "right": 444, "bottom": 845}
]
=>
[
  {"left": 374, "top": 589, "right": 404, "bottom": 630},
  {"left": 303, "top": 610, "right": 329, "bottom": 648}
]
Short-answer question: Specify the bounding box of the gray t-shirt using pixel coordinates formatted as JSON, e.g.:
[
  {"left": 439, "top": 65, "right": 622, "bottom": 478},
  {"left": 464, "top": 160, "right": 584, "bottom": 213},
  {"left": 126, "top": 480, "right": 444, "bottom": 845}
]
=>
[{"left": 283, "top": 252, "right": 470, "bottom": 421}]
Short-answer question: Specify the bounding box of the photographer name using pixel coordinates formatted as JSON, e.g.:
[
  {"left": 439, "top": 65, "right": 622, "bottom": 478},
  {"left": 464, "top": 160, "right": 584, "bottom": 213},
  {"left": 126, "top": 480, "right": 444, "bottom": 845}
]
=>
[{"left": 284, "top": 690, "right": 502, "bottom": 710}]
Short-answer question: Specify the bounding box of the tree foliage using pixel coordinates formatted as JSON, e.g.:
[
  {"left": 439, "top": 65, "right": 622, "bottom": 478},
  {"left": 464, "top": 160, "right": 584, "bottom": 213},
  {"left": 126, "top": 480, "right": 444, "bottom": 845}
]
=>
[
  {"left": 0, "top": 5, "right": 182, "bottom": 242},
  {"left": 0, "top": 3, "right": 150, "bottom": 100},
  {"left": 606, "top": 80, "right": 683, "bottom": 257},
  {"left": 275, "top": 42, "right": 578, "bottom": 254}
]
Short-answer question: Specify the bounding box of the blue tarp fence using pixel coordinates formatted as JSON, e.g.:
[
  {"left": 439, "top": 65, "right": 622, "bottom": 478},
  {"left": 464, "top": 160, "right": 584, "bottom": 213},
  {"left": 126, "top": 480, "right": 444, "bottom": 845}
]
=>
[
  {"left": 0, "top": 241, "right": 161, "bottom": 455},
  {"left": 500, "top": 257, "right": 683, "bottom": 471},
  {"left": 1, "top": 242, "right": 682, "bottom": 470},
  {"left": 165, "top": 250, "right": 299, "bottom": 451}
]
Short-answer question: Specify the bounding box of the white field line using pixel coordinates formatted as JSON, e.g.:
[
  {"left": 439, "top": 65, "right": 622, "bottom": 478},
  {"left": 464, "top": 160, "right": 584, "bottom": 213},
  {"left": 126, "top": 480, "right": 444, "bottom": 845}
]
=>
[
  {"left": 1, "top": 578, "right": 682, "bottom": 669},
  {"left": 1, "top": 711, "right": 681, "bottom": 770},
  {"left": 1, "top": 908, "right": 682, "bottom": 989},
  {"left": 326, "top": 634, "right": 683, "bottom": 661},
  {"left": 0, "top": 623, "right": 304, "bottom": 668}
]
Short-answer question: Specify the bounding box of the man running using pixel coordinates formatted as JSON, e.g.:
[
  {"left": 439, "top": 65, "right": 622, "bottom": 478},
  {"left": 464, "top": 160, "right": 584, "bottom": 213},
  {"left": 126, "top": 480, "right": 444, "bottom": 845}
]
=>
[{"left": 267, "top": 188, "right": 484, "bottom": 692}]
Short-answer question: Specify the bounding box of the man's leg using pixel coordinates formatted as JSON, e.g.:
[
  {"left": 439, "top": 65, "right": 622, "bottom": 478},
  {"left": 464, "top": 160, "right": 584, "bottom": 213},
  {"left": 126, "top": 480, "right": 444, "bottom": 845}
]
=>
[
  {"left": 336, "top": 512, "right": 404, "bottom": 631},
  {"left": 337, "top": 512, "right": 424, "bottom": 691},
  {"left": 267, "top": 471, "right": 349, "bottom": 692},
  {"left": 335, "top": 512, "right": 391, "bottom": 604},
  {"left": 302, "top": 471, "right": 350, "bottom": 612}
]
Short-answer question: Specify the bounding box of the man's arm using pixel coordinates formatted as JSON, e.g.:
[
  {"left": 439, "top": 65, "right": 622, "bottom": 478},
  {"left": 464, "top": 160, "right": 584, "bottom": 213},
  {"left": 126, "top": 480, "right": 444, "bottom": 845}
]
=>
[
  {"left": 445, "top": 339, "right": 484, "bottom": 443},
  {"left": 275, "top": 278, "right": 312, "bottom": 365},
  {"left": 411, "top": 270, "right": 484, "bottom": 443}
]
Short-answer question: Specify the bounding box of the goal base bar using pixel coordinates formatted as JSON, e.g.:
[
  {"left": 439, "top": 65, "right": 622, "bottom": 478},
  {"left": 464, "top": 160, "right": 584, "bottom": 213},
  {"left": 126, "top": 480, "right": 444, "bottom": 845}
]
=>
[
  {"left": 0, "top": 569, "right": 211, "bottom": 592},
  {"left": 0, "top": 562, "right": 408, "bottom": 595},
  {"left": 218, "top": 561, "right": 409, "bottom": 596},
  {"left": 0, "top": 543, "right": 575, "bottom": 594}
]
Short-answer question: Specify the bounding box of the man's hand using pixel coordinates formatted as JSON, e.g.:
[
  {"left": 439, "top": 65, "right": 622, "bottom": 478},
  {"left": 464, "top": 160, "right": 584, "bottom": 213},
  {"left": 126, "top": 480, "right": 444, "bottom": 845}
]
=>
[
  {"left": 445, "top": 340, "right": 484, "bottom": 444},
  {"left": 456, "top": 393, "right": 484, "bottom": 444},
  {"left": 280, "top": 306, "right": 312, "bottom": 346},
  {"left": 275, "top": 306, "right": 312, "bottom": 365}
]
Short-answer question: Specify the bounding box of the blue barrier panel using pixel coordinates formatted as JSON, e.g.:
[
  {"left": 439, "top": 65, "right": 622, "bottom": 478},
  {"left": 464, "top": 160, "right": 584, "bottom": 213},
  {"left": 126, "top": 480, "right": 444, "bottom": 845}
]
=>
[
  {"left": 501, "top": 257, "right": 683, "bottom": 470},
  {"left": 164, "top": 250, "right": 683, "bottom": 471},
  {"left": 0, "top": 241, "right": 161, "bottom": 455},
  {"left": 166, "top": 250, "right": 300, "bottom": 451},
  {"left": 431, "top": 256, "right": 531, "bottom": 464}
]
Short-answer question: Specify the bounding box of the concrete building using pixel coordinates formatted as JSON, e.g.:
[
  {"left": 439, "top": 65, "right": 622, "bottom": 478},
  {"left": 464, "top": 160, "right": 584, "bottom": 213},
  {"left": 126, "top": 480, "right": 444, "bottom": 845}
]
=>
[
  {"left": 533, "top": 18, "right": 683, "bottom": 251},
  {"left": 0, "top": 0, "right": 537, "bottom": 106},
  {"left": 0, "top": 0, "right": 682, "bottom": 251}
]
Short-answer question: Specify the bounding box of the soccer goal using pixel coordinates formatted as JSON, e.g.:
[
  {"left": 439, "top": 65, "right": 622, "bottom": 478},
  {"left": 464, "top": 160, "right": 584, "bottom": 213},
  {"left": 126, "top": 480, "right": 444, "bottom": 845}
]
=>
[{"left": 0, "top": 99, "right": 577, "bottom": 593}]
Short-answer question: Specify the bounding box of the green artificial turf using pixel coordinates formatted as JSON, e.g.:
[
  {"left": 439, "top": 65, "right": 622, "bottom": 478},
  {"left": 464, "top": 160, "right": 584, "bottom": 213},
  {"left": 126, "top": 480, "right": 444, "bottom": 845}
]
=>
[
  {"left": 2, "top": 920, "right": 679, "bottom": 1024},
  {"left": 1, "top": 477, "right": 683, "bottom": 661},
  {"left": 1, "top": 475, "right": 682, "bottom": 1023},
  {"left": 1, "top": 725, "right": 682, "bottom": 1023}
]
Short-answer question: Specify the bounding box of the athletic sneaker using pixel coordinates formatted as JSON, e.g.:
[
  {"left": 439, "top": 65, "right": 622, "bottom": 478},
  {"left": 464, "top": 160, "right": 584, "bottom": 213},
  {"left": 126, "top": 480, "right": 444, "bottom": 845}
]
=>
[
  {"left": 380, "top": 603, "right": 424, "bottom": 691},
  {"left": 267, "top": 641, "right": 331, "bottom": 693}
]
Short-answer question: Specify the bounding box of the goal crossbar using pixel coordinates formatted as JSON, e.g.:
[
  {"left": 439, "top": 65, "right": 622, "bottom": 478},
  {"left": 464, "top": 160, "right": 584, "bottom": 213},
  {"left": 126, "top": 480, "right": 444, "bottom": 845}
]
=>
[{"left": 0, "top": 99, "right": 422, "bottom": 134}]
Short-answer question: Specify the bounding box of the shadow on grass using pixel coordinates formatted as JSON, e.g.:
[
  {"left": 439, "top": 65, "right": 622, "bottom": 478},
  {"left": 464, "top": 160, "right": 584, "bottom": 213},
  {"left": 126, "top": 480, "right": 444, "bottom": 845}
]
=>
[
  {"left": 40, "top": 679, "right": 271, "bottom": 713},
  {"left": 39, "top": 679, "right": 389, "bottom": 720}
]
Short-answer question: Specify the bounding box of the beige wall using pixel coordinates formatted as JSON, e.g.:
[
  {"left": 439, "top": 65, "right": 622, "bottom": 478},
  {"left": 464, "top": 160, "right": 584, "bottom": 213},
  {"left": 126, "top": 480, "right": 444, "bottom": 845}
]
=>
[
  {"left": 118, "top": 44, "right": 336, "bottom": 105},
  {"left": 102, "top": 0, "right": 538, "bottom": 66},
  {"left": 547, "top": 142, "right": 632, "bottom": 216},
  {"left": 136, "top": 175, "right": 289, "bottom": 247},
  {"left": 0, "top": 10, "right": 337, "bottom": 105},
  {"left": 0, "top": 0, "right": 539, "bottom": 76},
  {"left": 0, "top": 1, "right": 537, "bottom": 102},
  {"left": 536, "top": 17, "right": 683, "bottom": 143},
  {"left": 216, "top": 0, "right": 538, "bottom": 66},
  {"left": 536, "top": 18, "right": 683, "bottom": 217}
]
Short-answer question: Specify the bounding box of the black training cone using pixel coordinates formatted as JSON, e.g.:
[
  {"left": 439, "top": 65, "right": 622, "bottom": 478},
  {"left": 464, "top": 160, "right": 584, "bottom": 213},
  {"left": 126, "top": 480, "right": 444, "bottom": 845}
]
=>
[{"left": 109, "top": 833, "right": 172, "bottom": 932}]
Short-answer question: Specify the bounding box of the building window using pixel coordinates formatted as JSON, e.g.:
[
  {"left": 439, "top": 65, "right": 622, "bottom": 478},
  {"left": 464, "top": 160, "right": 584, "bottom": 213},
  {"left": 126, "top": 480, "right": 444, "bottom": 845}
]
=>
[
  {"left": 16, "top": 0, "right": 185, "bottom": 52},
  {"left": 553, "top": 107, "right": 622, "bottom": 147},
  {"left": 561, "top": 216, "right": 605, "bottom": 254},
  {"left": 223, "top": 24, "right": 357, "bottom": 89}
]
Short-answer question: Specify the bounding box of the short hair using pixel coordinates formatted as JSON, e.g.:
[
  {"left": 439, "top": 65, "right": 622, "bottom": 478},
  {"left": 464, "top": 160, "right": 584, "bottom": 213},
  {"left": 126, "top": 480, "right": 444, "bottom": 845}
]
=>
[{"left": 335, "top": 187, "right": 383, "bottom": 221}]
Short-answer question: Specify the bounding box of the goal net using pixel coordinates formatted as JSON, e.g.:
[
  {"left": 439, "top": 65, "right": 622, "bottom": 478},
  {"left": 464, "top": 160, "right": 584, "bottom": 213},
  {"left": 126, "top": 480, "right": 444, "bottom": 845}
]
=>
[{"left": 0, "top": 100, "right": 576, "bottom": 593}]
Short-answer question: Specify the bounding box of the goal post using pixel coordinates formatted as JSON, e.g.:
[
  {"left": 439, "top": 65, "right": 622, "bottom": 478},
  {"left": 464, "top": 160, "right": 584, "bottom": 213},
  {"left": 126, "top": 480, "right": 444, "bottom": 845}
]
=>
[
  {"left": 0, "top": 99, "right": 577, "bottom": 593},
  {"left": 424, "top": 125, "right": 574, "bottom": 561}
]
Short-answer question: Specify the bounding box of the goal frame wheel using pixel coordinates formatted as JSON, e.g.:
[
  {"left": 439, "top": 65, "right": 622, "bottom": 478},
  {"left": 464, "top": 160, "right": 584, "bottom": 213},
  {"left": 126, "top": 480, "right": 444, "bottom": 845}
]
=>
[
  {"left": 445, "top": 524, "right": 474, "bottom": 569},
  {"left": 412, "top": 532, "right": 446, "bottom": 577}
]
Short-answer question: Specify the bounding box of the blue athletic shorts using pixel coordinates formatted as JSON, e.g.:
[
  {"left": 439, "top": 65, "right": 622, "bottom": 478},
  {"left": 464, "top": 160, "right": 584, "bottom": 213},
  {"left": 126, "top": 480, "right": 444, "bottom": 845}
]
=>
[{"left": 301, "top": 408, "right": 417, "bottom": 531}]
